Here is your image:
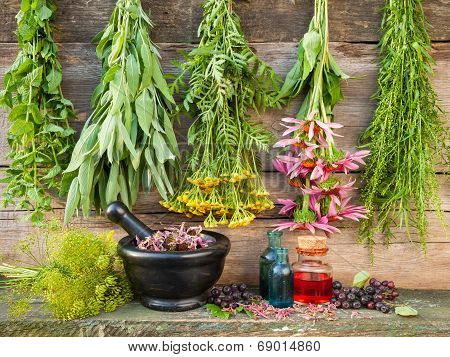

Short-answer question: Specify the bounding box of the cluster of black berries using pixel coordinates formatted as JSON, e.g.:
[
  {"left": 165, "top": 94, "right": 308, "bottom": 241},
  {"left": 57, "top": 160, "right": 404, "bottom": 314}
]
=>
[
  {"left": 330, "top": 278, "right": 399, "bottom": 313},
  {"left": 207, "top": 283, "right": 253, "bottom": 309}
]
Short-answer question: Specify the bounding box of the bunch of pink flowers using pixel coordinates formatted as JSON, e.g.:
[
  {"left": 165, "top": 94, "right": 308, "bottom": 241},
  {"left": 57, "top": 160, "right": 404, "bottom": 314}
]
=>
[{"left": 273, "top": 114, "right": 369, "bottom": 236}]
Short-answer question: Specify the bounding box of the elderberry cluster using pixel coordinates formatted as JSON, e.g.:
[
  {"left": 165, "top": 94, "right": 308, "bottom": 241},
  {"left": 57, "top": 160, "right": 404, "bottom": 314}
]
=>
[
  {"left": 330, "top": 278, "right": 399, "bottom": 313},
  {"left": 207, "top": 284, "right": 253, "bottom": 309}
]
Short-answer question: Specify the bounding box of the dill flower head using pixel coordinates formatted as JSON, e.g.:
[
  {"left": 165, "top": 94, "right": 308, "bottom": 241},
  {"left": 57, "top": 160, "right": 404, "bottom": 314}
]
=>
[{"left": 0, "top": 222, "right": 132, "bottom": 320}]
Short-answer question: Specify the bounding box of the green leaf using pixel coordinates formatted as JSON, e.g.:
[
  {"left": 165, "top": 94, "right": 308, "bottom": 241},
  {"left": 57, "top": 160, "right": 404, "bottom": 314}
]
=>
[
  {"left": 18, "top": 24, "right": 37, "bottom": 41},
  {"left": 135, "top": 89, "right": 153, "bottom": 135},
  {"left": 64, "top": 123, "right": 100, "bottom": 173},
  {"left": 140, "top": 39, "right": 152, "bottom": 68},
  {"left": 302, "top": 30, "right": 321, "bottom": 80},
  {"left": 103, "top": 64, "right": 121, "bottom": 84},
  {"left": 395, "top": 306, "right": 418, "bottom": 317},
  {"left": 21, "top": 0, "right": 31, "bottom": 12},
  {"left": 10, "top": 119, "right": 34, "bottom": 136},
  {"left": 37, "top": 5, "right": 53, "bottom": 21},
  {"left": 42, "top": 165, "right": 62, "bottom": 180},
  {"left": 105, "top": 163, "right": 119, "bottom": 203},
  {"left": 29, "top": 104, "right": 44, "bottom": 124},
  {"left": 16, "top": 58, "right": 34, "bottom": 75},
  {"left": 117, "top": 119, "right": 137, "bottom": 158},
  {"left": 352, "top": 271, "right": 371, "bottom": 288},
  {"left": 126, "top": 54, "right": 140, "bottom": 98},
  {"left": 205, "top": 304, "right": 231, "bottom": 319},
  {"left": 144, "top": 148, "right": 167, "bottom": 200},
  {"left": 118, "top": 173, "right": 130, "bottom": 208},
  {"left": 153, "top": 131, "right": 175, "bottom": 163},
  {"left": 43, "top": 123, "right": 64, "bottom": 133},
  {"left": 64, "top": 178, "right": 80, "bottom": 224},
  {"left": 8, "top": 104, "right": 28, "bottom": 121},
  {"left": 151, "top": 54, "right": 175, "bottom": 105},
  {"left": 110, "top": 70, "right": 126, "bottom": 114},
  {"left": 109, "top": 32, "right": 125, "bottom": 64},
  {"left": 46, "top": 67, "right": 62, "bottom": 93},
  {"left": 98, "top": 115, "right": 117, "bottom": 157}
]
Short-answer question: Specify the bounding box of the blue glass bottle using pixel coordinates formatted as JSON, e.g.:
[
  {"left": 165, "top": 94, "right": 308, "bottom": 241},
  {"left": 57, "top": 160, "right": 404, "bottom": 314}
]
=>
[
  {"left": 268, "top": 248, "right": 294, "bottom": 308},
  {"left": 259, "top": 231, "right": 282, "bottom": 300}
]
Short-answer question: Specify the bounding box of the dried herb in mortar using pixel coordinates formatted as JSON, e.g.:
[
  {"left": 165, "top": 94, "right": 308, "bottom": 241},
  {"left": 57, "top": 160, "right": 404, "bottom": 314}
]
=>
[{"left": 0, "top": 0, "right": 76, "bottom": 224}]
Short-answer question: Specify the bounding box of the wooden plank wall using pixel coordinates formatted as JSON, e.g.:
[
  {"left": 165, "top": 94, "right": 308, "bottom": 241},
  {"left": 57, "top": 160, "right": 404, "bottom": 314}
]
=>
[{"left": 0, "top": 1, "right": 449, "bottom": 289}]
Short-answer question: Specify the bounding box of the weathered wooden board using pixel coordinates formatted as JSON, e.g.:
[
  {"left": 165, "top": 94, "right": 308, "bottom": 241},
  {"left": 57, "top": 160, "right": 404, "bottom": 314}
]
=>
[
  {"left": 2, "top": 171, "right": 449, "bottom": 213},
  {"left": 1, "top": 209, "right": 448, "bottom": 289},
  {"left": 1, "top": 290, "right": 449, "bottom": 336},
  {"left": 1, "top": 42, "right": 449, "bottom": 168},
  {"left": 0, "top": 1, "right": 449, "bottom": 292},
  {"left": 0, "top": 0, "right": 449, "bottom": 44}
]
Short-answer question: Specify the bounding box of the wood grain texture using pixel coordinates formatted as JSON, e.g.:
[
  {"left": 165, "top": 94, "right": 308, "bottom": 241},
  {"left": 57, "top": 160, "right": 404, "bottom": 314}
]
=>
[
  {"left": 1, "top": 42, "right": 449, "bottom": 168},
  {"left": 0, "top": 1, "right": 449, "bottom": 291},
  {"left": 0, "top": 209, "right": 448, "bottom": 289},
  {"left": 1, "top": 290, "right": 449, "bottom": 336},
  {"left": 0, "top": 0, "right": 449, "bottom": 44}
]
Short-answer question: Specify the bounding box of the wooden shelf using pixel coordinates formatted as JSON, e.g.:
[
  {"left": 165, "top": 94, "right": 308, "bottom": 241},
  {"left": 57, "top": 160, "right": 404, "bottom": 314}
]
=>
[{"left": 1, "top": 290, "right": 449, "bottom": 337}]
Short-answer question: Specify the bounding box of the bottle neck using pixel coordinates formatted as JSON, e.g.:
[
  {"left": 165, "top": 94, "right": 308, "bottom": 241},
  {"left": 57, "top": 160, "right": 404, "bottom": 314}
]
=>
[
  {"left": 298, "top": 254, "right": 325, "bottom": 264},
  {"left": 267, "top": 231, "right": 282, "bottom": 248}
]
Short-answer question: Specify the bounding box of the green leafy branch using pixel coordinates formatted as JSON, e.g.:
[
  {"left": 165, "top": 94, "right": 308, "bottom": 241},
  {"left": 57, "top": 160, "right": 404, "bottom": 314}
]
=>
[{"left": 0, "top": 0, "right": 76, "bottom": 225}]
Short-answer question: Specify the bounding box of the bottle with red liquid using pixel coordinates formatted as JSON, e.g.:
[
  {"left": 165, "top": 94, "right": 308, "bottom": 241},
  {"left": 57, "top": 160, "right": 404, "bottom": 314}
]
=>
[{"left": 292, "top": 235, "right": 333, "bottom": 304}]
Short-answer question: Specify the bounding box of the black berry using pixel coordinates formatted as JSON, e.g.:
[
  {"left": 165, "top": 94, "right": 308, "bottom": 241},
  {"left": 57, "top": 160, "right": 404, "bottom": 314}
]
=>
[
  {"left": 333, "top": 289, "right": 341, "bottom": 297},
  {"left": 214, "top": 298, "right": 222, "bottom": 305},
  {"left": 332, "top": 281, "right": 342, "bottom": 290},
  {"left": 352, "top": 301, "right": 362, "bottom": 309},
  {"left": 365, "top": 286, "right": 376, "bottom": 295},
  {"left": 382, "top": 280, "right": 389, "bottom": 287},
  {"left": 338, "top": 292, "right": 347, "bottom": 301},
  {"left": 222, "top": 285, "right": 232, "bottom": 295},
  {"left": 343, "top": 287, "right": 351, "bottom": 295},
  {"left": 238, "top": 283, "right": 247, "bottom": 292},
  {"left": 211, "top": 288, "right": 221, "bottom": 297},
  {"left": 334, "top": 300, "right": 342, "bottom": 308},
  {"left": 342, "top": 301, "right": 351, "bottom": 309},
  {"left": 380, "top": 305, "right": 390, "bottom": 314},
  {"left": 347, "top": 293, "right": 356, "bottom": 302}
]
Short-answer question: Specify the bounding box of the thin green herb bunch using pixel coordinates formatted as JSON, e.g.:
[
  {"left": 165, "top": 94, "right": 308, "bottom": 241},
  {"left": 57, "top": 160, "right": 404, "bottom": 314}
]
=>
[
  {"left": 0, "top": 0, "right": 76, "bottom": 225},
  {"left": 274, "top": 0, "right": 349, "bottom": 118},
  {"left": 358, "top": 0, "right": 448, "bottom": 253},
  {"left": 62, "top": 0, "right": 180, "bottom": 223},
  {"left": 0, "top": 222, "right": 132, "bottom": 320},
  {"left": 161, "top": 0, "right": 281, "bottom": 228}
]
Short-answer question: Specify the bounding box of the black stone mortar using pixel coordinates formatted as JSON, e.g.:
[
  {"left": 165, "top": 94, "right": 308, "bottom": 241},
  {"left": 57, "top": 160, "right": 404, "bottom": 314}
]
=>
[{"left": 107, "top": 202, "right": 231, "bottom": 312}]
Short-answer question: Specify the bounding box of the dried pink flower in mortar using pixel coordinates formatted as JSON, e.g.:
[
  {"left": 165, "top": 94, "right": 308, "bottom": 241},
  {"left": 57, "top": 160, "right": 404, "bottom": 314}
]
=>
[{"left": 136, "top": 223, "right": 209, "bottom": 252}]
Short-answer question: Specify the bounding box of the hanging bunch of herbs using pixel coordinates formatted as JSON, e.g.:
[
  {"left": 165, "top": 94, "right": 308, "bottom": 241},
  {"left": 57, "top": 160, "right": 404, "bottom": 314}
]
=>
[
  {"left": 272, "top": 0, "right": 369, "bottom": 235},
  {"left": 62, "top": 0, "right": 180, "bottom": 223},
  {"left": 161, "top": 0, "right": 281, "bottom": 228},
  {"left": 0, "top": 0, "right": 76, "bottom": 224},
  {"left": 0, "top": 221, "right": 132, "bottom": 320},
  {"left": 358, "top": 0, "right": 448, "bottom": 253}
]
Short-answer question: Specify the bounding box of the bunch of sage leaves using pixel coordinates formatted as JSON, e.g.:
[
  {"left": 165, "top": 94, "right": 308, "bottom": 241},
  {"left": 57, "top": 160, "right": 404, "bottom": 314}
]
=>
[
  {"left": 0, "top": 0, "right": 76, "bottom": 225},
  {"left": 62, "top": 0, "right": 180, "bottom": 223}
]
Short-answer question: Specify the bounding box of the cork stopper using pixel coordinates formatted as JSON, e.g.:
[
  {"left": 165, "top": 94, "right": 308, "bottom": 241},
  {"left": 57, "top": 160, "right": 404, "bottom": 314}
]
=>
[{"left": 297, "top": 235, "right": 328, "bottom": 256}]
